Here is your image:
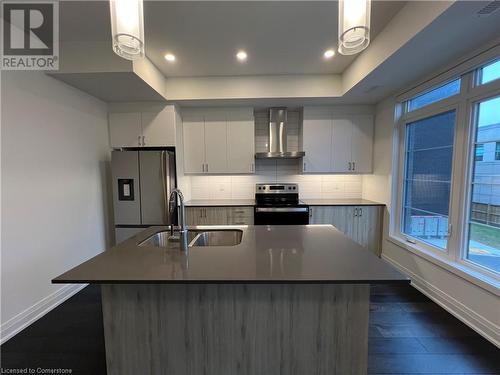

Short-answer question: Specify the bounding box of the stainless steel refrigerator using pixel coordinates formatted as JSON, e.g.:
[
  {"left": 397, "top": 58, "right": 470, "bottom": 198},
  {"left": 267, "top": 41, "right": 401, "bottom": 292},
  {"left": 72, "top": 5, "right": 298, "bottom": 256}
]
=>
[{"left": 111, "top": 149, "right": 176, "bottom": 244}]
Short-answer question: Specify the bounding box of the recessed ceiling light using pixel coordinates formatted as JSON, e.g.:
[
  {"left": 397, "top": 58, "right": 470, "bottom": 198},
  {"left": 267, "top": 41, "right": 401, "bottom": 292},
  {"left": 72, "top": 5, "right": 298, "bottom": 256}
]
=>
[
  {"left": 324, "top": 49, "right": 335, "bottom": 59},
  {"left": 236, "top": 50, "right": 248, "bottom": 61},
  {"left": 164, "top": 53, "right": 176, "bottom": 62}
]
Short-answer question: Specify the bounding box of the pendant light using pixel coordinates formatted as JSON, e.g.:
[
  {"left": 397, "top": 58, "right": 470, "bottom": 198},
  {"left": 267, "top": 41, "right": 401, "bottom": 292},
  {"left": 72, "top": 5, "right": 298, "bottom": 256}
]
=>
[
  {"left": 109, "top": 0, "right": 145, "bottom": 60},
  {"left": 338, "top": 0, "right": 371, "bottom": 55}
]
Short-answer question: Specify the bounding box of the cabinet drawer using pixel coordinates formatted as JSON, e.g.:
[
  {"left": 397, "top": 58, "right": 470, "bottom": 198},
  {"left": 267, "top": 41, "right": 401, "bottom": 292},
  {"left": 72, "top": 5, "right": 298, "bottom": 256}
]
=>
[
  {"left": 227, "top": 207, "right": 253, "bottom": 217},
  {"left": 227, "top": 216, "right": 253, "bottom": 225}
]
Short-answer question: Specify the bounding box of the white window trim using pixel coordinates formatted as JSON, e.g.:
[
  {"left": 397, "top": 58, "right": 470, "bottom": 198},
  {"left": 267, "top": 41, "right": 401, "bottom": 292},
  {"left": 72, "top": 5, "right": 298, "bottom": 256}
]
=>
[
  {"left": 390, "top": 50, "right": 500, "bottom": 295},
  {"left": 394, "top": 99, "right": 462, "bottom": 257}
]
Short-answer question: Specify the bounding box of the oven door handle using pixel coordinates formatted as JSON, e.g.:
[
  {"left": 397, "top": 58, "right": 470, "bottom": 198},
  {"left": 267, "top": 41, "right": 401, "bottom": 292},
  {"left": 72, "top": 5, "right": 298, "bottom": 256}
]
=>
[{"left": 255, "top": 207, "right": 309, "bottom": 213}]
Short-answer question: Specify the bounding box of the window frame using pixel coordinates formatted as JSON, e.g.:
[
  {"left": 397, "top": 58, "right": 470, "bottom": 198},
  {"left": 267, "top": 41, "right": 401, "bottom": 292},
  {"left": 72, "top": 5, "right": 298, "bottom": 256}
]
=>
[
  {"left": 390, "top": 52, "right": 500, "bottom": 292},
  {"left": 475, "top": 57, "right": 500, "bottom": 86},
  {"left": 395, "top": 100, "right": 460, "bottom": 257},
  {"left": 457, "top": 90, "right": 500, "bottom": 280}
]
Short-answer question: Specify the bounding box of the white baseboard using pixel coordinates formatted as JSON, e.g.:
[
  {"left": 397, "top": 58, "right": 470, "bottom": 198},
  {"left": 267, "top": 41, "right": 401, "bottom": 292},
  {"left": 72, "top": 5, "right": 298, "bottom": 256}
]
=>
[
  {"left": 0, "top": 284, "right": 87, "bottom": 345},
  {"left": 382, "top": 254, "right": 500, "bottom": 348}
]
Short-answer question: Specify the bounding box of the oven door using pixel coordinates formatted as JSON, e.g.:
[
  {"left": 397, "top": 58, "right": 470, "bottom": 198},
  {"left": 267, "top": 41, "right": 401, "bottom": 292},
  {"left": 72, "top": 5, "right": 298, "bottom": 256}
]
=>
[{"left": 254, "top": 206, "right": 310, "bottom": 225}]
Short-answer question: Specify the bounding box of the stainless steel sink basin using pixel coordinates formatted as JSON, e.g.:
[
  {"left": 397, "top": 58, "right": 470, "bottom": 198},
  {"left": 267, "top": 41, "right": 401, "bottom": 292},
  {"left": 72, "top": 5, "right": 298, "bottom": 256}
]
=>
[
  {"left": 138, "top": 229, "right": 243, "bottom": 248},
  {"left": 138, "top": 231, "right": 198, "bottom": 248},
  {"left": 189, "top": 230, "right": 243, "bottom": 247}
]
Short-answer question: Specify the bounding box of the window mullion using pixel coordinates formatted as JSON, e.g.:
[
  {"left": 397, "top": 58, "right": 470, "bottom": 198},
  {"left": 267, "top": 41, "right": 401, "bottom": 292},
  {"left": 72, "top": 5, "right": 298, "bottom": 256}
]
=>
[{"left": 447, "top": 74, "right": 472, "bottom": 262}]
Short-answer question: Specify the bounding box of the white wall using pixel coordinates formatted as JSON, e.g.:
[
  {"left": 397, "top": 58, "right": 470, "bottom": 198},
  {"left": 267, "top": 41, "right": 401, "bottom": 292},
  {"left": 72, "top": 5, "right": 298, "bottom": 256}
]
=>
[
  {"left": 1, "top": 71, "right": 111, "bottom": 343},
  {"left": 363, "top": 98, "right": 500, "bottom": 346}
]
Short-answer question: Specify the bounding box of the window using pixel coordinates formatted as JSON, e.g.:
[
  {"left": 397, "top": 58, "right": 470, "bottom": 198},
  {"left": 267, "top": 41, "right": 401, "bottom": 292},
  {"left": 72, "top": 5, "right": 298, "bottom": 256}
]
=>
[
  {"left": 475, "top": 144, "right": 484, "bottom": 161},
  {"left": 466, "top": 96, "right": 500, "bottom": 274},
  {"left": 402, "top": 111, "right": 456, "bottom": 249},
  {"left": 394, "top": 53, "right": 500, "bottom": 285},
  {"left": 407, "top": 79, "right": 461, "bottom": 112},
  {"left": 478, "top": 59, "right": 500, "bottom": 85}
]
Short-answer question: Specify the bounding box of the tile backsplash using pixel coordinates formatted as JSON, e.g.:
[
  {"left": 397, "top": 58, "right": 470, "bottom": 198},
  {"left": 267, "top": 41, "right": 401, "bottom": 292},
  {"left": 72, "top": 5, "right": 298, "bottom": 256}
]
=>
[{"left": 190, "top": 159, "right": 362, "bottom": 200}]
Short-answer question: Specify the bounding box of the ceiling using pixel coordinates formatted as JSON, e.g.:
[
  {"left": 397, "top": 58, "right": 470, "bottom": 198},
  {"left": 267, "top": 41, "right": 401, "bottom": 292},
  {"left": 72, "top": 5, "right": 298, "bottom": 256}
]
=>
[
  {"left": 60, "top": 1, "right": 405, "bottom": 77},
  {"left": 57, "top": 1, "right": 500, "bottom": 104}
]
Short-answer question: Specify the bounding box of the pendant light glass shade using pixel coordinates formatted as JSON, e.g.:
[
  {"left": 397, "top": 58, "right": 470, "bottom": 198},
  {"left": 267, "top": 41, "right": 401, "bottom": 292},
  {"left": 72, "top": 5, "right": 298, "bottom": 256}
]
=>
[
  {"left": 338, "top": 0, "right": 371, "bottom": 55},
  {"left": 109, "top": 0, "right": 144, "bottom": 60}
]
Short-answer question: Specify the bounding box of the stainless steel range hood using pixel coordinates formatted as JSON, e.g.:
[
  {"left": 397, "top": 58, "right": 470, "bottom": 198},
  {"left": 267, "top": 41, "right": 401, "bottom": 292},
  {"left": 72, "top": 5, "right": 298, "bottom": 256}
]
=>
[{"left": 255, "top": 108, "right": 305, "bottom": 159}]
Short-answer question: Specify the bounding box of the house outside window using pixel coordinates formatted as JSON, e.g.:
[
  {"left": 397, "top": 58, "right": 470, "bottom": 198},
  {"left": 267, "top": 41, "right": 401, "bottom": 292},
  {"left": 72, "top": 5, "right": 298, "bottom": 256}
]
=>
[{"left": 475, "top": 144, "right": 484, "bottom": 161}]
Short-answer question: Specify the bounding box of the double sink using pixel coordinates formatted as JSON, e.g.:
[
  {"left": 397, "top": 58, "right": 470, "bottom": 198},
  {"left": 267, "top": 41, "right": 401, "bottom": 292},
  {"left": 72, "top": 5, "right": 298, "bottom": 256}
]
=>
[{"left": 139, "top": 229, "right": 243, "bottom": 248}]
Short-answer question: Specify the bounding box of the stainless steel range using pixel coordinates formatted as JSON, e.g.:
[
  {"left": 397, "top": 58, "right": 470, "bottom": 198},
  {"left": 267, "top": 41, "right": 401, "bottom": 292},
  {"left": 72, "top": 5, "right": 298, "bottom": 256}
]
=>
[{"left": 254, "top": 183, "right": 310, "bottom": 225}]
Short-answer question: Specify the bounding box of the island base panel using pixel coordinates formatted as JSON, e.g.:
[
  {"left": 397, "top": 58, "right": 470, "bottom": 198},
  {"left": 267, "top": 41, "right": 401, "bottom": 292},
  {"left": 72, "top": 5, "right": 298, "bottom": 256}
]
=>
[{"left": 101, "top": 284, "right": 369, "bottom": 375}]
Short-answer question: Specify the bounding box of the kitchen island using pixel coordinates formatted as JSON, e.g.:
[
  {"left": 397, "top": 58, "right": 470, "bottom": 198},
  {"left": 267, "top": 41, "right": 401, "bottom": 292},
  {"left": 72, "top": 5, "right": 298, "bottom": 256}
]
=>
[{"left": 53, "top": 225, "right": 408, "bottom": 375}]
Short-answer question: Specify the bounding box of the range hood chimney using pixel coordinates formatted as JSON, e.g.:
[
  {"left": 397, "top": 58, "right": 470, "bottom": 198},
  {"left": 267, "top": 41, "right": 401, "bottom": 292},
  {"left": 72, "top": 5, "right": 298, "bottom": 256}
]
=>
[{"left": 255, "top": 108, "right": 305, "bottom": 159}]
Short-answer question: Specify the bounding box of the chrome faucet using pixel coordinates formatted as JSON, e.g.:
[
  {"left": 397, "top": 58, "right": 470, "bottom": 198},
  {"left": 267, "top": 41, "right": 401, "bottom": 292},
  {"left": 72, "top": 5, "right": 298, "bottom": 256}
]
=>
[{"left": 168, "top": 188, "right": 188, "bottom": 250}]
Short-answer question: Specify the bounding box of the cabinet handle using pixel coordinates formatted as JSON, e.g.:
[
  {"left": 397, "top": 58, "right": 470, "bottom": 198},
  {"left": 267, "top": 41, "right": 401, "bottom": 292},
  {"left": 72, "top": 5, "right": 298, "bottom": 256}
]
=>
[
  {"left": 142, "top": 136, "right": 145, "bottom": 146},
  {"left": 348, "top": 162, "right": 351, "bottom": 171},
  {"left": 352, "top": 161, "right": 355, "bottom": 171},
  {"left": 309, "top": 207, "right": 313, "bottom": 218},
  {"left": 138, "top": 135, "right": 142, "bottom": 146},
  {"left": 206, "top": 163, "right": 209, "bottom": 173},
  {"left": 359, "top": 207, "right": 363, "bottom": 217},
  {"left": 354, "top": 208, "right": 358, "bottom": 217},
  {"left": 303, "top": 162, "right": 307, "bottom": 171}
]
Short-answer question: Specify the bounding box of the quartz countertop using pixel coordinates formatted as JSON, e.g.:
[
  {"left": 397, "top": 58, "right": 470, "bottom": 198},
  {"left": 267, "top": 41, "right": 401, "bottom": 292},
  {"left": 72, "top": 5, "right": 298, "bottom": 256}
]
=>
[
  {"left": 185, "top": 199, "right": 256, "bottom": 207},
  {"left": 184, "top": 199, "right": 385, "bottom": 207},
  {"left": 53, "top": 225, "right": 407, "bottom": 284},
  {"left": 302, "top": 199, "right": 385, "bottom": 206}
]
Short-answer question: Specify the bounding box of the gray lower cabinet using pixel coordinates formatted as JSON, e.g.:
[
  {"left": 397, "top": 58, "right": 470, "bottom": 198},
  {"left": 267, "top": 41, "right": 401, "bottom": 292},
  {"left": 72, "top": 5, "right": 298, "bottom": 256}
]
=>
[
  {"left": 310, "top": 206, "right": 382, "bottom": 256},
  {"left": 186, "top": 206, "right": 254, "bottom": 225}
]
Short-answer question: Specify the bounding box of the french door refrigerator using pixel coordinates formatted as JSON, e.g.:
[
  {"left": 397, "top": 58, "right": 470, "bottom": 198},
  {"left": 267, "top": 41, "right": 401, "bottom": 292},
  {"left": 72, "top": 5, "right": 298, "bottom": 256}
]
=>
[{"left": 111, "top": 149, "right": 176, "bottom": 244}]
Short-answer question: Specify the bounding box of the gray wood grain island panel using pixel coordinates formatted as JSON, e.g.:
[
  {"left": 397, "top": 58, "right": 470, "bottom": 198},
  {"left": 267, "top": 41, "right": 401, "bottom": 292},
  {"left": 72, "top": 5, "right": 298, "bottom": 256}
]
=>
[{"left": 102, "top": 283, "right": 369, "bottom": 375}]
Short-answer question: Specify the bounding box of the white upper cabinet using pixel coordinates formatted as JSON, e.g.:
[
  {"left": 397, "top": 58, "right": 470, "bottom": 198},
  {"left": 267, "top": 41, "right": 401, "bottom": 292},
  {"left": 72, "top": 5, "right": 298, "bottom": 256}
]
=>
[
  {"left": 109, "top": 105, "right": 177, "bottom": 148},
  {"left": 302, "top": 108, "right": 373, "bottom": 174},
  {"left": 182, "top": 108, "right": 255, "bottom": 174},
  {"left": 302, "top": 109, "right": 333, "bottom": 173},
  {"left": 141, "top": 107, "right": 176, "bottom": 147},
  {"left": 204, "top": 114, "right": 228, "bottom": 173},
  {"left": 331, "top": 118, "right": 353, "bottom": 173},
  {"left": 109, "top": 112, "right": 142, "bottom": 148},
  {"left": 227, "top": 109, "right": 255, "bottom": 173},
  {"left": 350, "top": 115, "right": 373, "bottom": 173},
  {"left": 183, "top": 115, "right": 206, "bottom": 174}
]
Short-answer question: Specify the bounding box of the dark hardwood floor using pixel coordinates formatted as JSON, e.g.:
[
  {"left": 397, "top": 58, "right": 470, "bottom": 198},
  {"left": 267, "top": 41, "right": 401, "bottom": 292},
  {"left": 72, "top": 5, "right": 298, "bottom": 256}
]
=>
[{"left": 1, "top": 284, "right": 499, "bottom": 374}]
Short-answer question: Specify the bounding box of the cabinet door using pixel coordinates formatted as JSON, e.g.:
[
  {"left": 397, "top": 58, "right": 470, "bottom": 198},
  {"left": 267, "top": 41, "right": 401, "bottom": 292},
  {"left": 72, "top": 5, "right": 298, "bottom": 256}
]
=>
[
  {"left": 186, "top": 207, "right": 204, "bottom": 225},
  {"left": 204, "top": 207, "right": 229, "bottom": 225},
  {"left": 331, "top": 118, "right": 352, "bottom": 173},
  {"left": 356, "top": 206, "right": 382, "bottom": 255},
  {"left": 204, "top": 115, "right": 228, "bottom": 173},
  {"left": 331, "top": 206, "right": 357, "bottom": 242},
  {"left": 183, "top": 117, "right": 205, "bottom": 173},
  {"left": 227, "top": 110, "right": 255, "bottom": 173},
  {"left": 109, "top": 112, "right": 142, "bottom": 148},
  {"left": 350, "top": 115, "right": 373, "bottom": 173},
  {"left": 141, "top": 107, "right": 176, "bottom": 147},
  {"left": 302, "top": 111, "right": 333, "bottom": 173},
  {"left": 309, "top": 206, "right": 333, "bottom": 224}
]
